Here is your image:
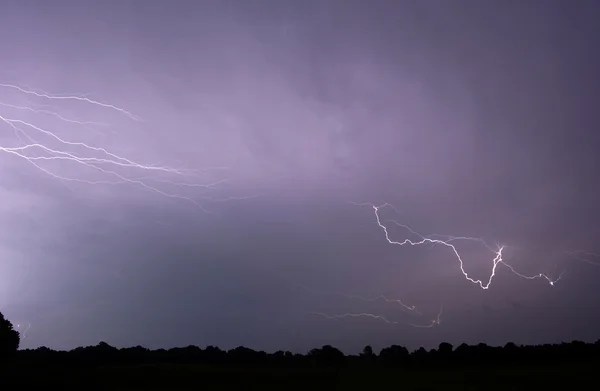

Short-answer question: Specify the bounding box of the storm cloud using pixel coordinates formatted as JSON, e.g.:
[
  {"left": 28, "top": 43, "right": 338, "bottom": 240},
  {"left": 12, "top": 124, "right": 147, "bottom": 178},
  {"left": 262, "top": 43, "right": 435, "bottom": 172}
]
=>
[{"left": 1, "top": 0, "right": 599, "bottom": 353}]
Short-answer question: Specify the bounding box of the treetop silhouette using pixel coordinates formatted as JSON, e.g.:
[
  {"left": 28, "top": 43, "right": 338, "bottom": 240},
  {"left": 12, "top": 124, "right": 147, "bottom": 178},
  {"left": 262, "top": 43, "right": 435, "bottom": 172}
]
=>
[
  {"left": 1, "top": 311, "right": 600, "bottom": 370},
  {"left": 0, "top": 311, "right": 20, "bottom": 359}
]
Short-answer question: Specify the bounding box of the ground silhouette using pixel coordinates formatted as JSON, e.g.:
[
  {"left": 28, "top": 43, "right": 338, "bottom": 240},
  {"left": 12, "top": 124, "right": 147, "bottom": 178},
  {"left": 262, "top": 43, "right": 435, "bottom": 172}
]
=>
[
  {"left": 1, "top": 311, "right": 598, "bottom": 388},
  {"left": 0, "top": 311, "right": 20, "bottom": 360}
]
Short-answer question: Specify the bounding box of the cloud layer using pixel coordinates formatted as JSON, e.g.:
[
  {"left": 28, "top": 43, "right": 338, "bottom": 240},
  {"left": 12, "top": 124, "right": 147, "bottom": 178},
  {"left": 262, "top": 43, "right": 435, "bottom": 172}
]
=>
[{"left": 1, "top": 0, "right": 599, "bottom": 353}]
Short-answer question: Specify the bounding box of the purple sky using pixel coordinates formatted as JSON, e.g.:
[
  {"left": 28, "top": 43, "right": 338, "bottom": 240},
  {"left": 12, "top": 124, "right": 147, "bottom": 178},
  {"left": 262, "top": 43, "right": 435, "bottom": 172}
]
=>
[{"left": 1, "top": 0, "right": 600, "bottom": 354}]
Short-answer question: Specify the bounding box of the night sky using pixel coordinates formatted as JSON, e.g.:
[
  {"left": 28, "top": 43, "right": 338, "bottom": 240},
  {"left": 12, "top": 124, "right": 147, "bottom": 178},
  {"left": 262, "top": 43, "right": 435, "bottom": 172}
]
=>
[{"left": 1, "top": 0, "right": 599, "bottom": 354}]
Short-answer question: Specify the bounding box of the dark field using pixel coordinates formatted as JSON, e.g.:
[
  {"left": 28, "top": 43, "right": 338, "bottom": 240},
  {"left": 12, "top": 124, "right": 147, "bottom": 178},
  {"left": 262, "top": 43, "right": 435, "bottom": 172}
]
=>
[
  {"left": 1, "top": 363, "right": 597, "bottom": 389},
  {"left": 2, "top": 346, "right": 598, "bottom": 389}
]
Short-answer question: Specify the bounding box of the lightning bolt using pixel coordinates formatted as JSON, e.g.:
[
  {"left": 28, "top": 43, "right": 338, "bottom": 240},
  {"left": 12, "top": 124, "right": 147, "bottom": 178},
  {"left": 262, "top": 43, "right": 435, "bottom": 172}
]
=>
[
  {"left": 0, "top": 83, "right": 142, "bottom": 122},
  {"left": 297, "top": 284, "right": 421, "bottom": 314},
  {"left": 309, "top": 303, "right": 443, "bottom": 329},
  {"left": 0, "top": 83, "right": 249, "bottom": 211},
  {"left": 351, "top": 202, "right": 561, "bottom": 290},
  {"left": 16, "top": 322, "right": 31, "bottom": 340},
  {"left": 310, "top": 312, "right": 401, "bottom": 324},
  {"left": 409, "top": 304, "right": 443, "bottom": 328},
  {"left": 315, "top": 202, "right": 569, "bottom": 331},
  {"left": 565, "top": 250, "right": 600, "bottom": 266}
]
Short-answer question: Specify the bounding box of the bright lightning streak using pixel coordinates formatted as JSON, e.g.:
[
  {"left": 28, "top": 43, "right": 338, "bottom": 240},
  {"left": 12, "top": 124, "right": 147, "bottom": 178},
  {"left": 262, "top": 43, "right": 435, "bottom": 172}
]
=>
[
  {"left": 0, "top": 83, "right": 243, "bottom": 211},
  {"left": 350, "top": 202, "right": 561, "bottom": 290},
  {"left": 0, "top": 101, "right": 109, "bottom": 131},
  {"left": 0, "top": 83, "right": 143, "bottom": 122}
]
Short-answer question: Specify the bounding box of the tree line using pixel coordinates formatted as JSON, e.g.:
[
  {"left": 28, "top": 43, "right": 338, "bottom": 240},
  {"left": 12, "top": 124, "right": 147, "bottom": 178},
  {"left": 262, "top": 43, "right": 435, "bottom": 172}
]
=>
[
  {"left": 11, "top": 340, "right": 600, "bottom": 368},
  {"left": 2, "top": 311, "right": 600, "bottom": 367}
]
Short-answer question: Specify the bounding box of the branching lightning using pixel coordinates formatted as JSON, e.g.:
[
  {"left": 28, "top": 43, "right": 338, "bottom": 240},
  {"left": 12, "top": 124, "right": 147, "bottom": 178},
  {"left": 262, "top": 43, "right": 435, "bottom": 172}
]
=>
[
  {"left": 16, "top": 322, "right": 31, "bottom": 341},
  {"left": 0, "top": 83, "right": 143, "bottom": 122},
  {"left": 4, "top": 83, "right": 594, "bottom": 339},
  {"left": 0, "top": 83, "right": 250, "bottom": 211},
  {"left": 299, "top": 284, "right": 445, "bottom": 328},
  {"left": 309, "top": 201, "right": 573, "bottom": 331},
  {"left": 309, "top": 303, "right": 443, "bottom": 329},
  {"left": 352, "top": 202, "right": 562, "bottom": 289},
  {"left": 565, "top": 250, "right": 600, "bottom": 266},
  {"left": 297, "top": 284, "right": 420, "bottom": 314}
]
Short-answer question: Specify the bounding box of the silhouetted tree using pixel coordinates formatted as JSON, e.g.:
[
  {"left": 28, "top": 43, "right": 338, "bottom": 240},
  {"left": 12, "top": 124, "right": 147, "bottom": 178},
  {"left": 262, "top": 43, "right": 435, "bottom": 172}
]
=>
[
  {"left": 379, "top": 344, "right": 409, "bottom": 365},
  {"left": 413, "top": 347, "right": 428, "bottom": 360},
  {"left": 359, "top": 345, "right": 376, "bottom": 364},
  {"left": 5, "top": 337, "right": 600, "bottom": 388},
  {"left": 438, "top": 342, "right": 453, "bottom": 356},
  {"left": 308, "top": 345, "right": 345, "bottom": 367},
  {"left": 0, "top": 311, "right": 20, "bottom": 359},
  {"left": 4, "top": 322, "right": 600, "bottom": 386},
  {"left": 361, "top": 345, "right": 374, "bottom": 357}
]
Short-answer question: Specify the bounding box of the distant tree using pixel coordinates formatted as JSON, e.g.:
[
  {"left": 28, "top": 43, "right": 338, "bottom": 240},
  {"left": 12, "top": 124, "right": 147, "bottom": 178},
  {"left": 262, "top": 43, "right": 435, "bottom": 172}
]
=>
[
  {"left": 360, "top": 345, "right": 376, "bottom": 364},
  {"left": 379, "top": 345, "right": 409, "bottom": 365},
  {"left": 413, "top": 347, "right": 428, "bottom": 358},
  {"left": 96, "top": 341, "right": 116, "bottom": 351},
  {"left": 0, "top": 311, "right": 20, "bottom": 359},
  {"left": 361, "top": 345, "right": 375, "bottom": 357},
  {"left": 308, "top": 345, "right": 345, "bottom": 366},
  {"left": 438, "top": 342, "right": 453, "bottom": 355}
]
